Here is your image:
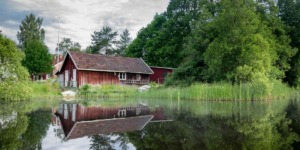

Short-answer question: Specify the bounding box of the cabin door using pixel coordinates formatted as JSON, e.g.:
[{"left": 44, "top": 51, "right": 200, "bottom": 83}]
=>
[
  {"left": 59, "top": 74, "right": 64, "bottom": 87},
  {"left": 65, "top": 70, "right": 69, "bottom": 87}
]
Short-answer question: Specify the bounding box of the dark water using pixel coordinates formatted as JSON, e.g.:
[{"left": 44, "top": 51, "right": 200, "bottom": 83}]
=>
[{"left": 0, "top": 98, "right": 300, "bottom": 150}]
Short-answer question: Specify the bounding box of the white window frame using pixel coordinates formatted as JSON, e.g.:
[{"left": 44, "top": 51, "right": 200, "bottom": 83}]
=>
[{"left": 118, "top": 72, "right": 126, "bottom": 80}]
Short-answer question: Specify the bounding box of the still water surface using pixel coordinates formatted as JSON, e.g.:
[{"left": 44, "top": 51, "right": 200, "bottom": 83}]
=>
[{"left": 0, "top": 98, "right": 299, "bottom": 150}]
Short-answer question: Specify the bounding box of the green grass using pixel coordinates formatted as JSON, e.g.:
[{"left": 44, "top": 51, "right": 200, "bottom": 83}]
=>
[
  {"left": 78, "top": 84, "right": 138, "bottom": 99},
  {"left": 136, "top": 81, "right": 296, "bottom": 101},
  {"left": 77, "top": 81, "right": 296, "bottom": 101},
  {"left": 28, "top": 79, "right": 61, "bottom": 99}
]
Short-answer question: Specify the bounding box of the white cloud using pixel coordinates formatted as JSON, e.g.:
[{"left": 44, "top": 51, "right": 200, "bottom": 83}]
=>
[{"left": 1, "top": 0, "right": 170, "bottom": 53}]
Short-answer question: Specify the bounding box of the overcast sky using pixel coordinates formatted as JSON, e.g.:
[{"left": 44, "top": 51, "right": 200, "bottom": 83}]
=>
[{"left": 0, "top": 0, "right": 169, "bottom": 53}]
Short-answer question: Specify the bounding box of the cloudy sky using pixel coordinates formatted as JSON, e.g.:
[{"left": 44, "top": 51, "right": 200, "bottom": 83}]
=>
[{"left": 0, "top": 0, "right": 169, "bottom": 53}]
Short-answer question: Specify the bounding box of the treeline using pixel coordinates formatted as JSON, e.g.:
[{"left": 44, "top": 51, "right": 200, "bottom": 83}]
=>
[{"left": 125, "top": 0, "right": 300, "bottom": 90}]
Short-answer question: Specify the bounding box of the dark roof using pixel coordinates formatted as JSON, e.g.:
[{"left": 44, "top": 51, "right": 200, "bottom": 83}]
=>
[
  {"left": 66, "top": 115, "right": 153, "bottom": 139},
  {"left": 150, "top": 66, "right": 174, "bottom": 70},
  {"left": 68, "top": 51, "right": 153, "bottom": 74}
]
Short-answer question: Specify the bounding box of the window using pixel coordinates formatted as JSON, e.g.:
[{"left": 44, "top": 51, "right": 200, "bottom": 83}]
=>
[
  {"left": 136, "top": 74, "right": 141, "bottom": 81},
  {"left": 118, "top": 72, "right": 126, "bottom": 80}
]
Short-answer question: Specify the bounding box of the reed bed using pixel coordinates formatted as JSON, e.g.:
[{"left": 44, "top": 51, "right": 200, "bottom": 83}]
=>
[{"left": 136, "top": 81, "right": 295, "bottom": 101}]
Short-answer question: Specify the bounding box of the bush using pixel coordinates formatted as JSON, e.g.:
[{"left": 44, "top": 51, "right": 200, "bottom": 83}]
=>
[{"left": 0, "top": 82, "right": 32, "bottom": 101}]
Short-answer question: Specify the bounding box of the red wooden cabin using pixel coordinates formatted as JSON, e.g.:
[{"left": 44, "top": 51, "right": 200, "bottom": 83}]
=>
[
  {"left": 56, "top": 51, "right": 154, "bottom": 88},
  {"left": 149, "top": 66, "right": 173, "bottom": 84}
]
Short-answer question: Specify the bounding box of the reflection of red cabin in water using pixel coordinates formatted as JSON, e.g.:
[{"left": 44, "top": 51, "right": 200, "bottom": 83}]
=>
[
  {"left": 149, "top": 66, "right": 173, "bottom": 84},
  {"left": 52, "top": 103, "right": 170, "bottom": 140}
]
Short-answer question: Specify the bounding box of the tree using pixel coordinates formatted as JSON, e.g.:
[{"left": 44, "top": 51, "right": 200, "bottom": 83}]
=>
[
  {"left": 22, "top": 40, "right": 52, "bottom": 77},
  {"left": 57, "top": 37, "right": 81, "bottom": 53},
  {"left": 89, "top": 135, "right": 115, "bottom": 150},
  {"left": 126, "top": 0, "right": 203, "bottom": 67},
  {"left": 17, "top": 13, "right": 45, "bottom": 48},
  {"left": 90, "top": 26, "right": 118, "bottom": 55},
  {"left": 20, "top": 110, "right": 51, "bottom": 150},
  {"left": 278, "top": 0, "right": 300, "bottom": 86},
  {"left": 166, "top": 0, "right": 296, "bottom": 89},
  {"left": 0, "top": 34, "right": 32, "bottom": 101},
  {"left": 116, "top": 29, "right": 131, "bottom": 56},
  {"left": 0, "top": 35, "right": 29, "bottom": 82}
]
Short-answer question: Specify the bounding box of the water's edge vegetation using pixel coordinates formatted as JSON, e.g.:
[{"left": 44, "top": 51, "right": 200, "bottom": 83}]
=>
[
  {"left": 0, "top": 80, "right": 61, "bottom": 101},
  {"left": 78, "top": 80, "right": 297, "bottom": 101},
  {"left": 0, "top": 78, "right": 297, "bottom": 101}
]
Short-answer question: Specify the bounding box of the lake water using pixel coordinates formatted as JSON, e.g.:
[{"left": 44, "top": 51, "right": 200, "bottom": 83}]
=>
[{"left": 0, "top": 98, "right": 299, "bottom": 150}]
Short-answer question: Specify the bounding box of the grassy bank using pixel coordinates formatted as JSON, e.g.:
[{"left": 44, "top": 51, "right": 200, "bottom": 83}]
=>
[
  {"left": 0, "top": 79, "right": 61, "bottom": 101},
  {"left": 29, "top": 80, "right": 61, "bottom": 99},
  {"left": 78, "top": 84, "right": 138, "bottom": 99},
  {"left": 78, "top": 81, "right": 297, "bottom": 101}
]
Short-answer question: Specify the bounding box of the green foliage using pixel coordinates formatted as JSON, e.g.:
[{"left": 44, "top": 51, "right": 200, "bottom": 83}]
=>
[
  {"left": 126, "top": 0, "right": 203, "bottom": 67},
  {"left": 0, "top": 34, "right": 32, "bottom": 101},
  {"left": 58, "top": 37, "right": 81, "bottom": 52},
  {"left": 0, "top": 34, "right": 29, "bottom": 82},
  {"left": 22, "top": 40, "right": 52, "bottom": 76},
  {"left": 28, "top": 80, "right": 61, "bottom": 98},
  {"left": 278, "top": 0, "right": 300, "bottom": 86},
  {"left": 115, "top": 29, "right": 131, "bottom": 56},
  {"left": 78, "top": 84, "right": 138, "bottom": 98},
  {"left": 17, "top": 13, "right": 45, "bottom": 48},
  {"left": 90, "top": 26, "right": 118, "bottom": 55},
  {"left": 138, "top": 81, "right": 295, "bottom": 101},
  {"left": 0, "top": 82, "right": 32, "bottom": 101},
  {"left": 161, "top": 0, "right": 296, "bottom": 92}
]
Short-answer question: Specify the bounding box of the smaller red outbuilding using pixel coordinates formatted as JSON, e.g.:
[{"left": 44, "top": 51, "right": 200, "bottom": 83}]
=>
[{"left": 149, "top": 66, "right": 173, "bottom": 84}]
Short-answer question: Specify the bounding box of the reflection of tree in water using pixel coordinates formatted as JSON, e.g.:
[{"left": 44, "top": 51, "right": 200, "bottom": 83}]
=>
[
  {"left": 0, "top": 114, "right": 28, "bottom": 150},
  {"left": 115, "top": 133, "right": 130, "bottom": 150},
  {"left": 89, "top": 134, "right": 115, "bottom": 150},
  {"left": 285, "top": 99, "right": 300, "bottom": 149},
  {"left": 126, "top": 105, "right": 299, "bottom": 150},
  {"left": 19, "top": 110, "right": 52, "bottom": 150},
  {"left": 0, "top": 101, "right": 52, "bottom": 150},
  {"left": 89, "top": 133, "right": 131, "bottom": 150},
  {"left": 0, "top": 102, "right": 29, "bottom": 150}
]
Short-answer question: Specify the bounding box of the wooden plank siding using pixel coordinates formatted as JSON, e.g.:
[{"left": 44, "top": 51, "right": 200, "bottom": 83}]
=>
[
  {"left": 77, "top": 71, "right": 151, "bottom": 87},
  {"left": 150, "top": 67, "right": 173, "bottom": 84},
  {"left": 77, "top": 71, "right": 120, "bottom": 87}
]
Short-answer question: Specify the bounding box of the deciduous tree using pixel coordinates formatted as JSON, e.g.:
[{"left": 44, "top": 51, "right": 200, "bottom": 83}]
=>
[{"left": 22, "top": 40, "right": 52, "bottom": 77}]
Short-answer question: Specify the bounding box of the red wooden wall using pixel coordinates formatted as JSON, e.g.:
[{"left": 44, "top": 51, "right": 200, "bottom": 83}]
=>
[
  {"left": 77, "top": 71, "right": 120, "bottom": 87},
  {"left": 149, "top": 67, "right": 173, "bottom": 84}
]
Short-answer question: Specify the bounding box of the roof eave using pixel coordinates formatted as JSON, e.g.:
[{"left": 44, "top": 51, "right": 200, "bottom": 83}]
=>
[{"left": 77, "top": 68, "right": 153, "bottom": 74}]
